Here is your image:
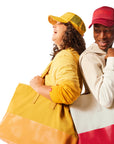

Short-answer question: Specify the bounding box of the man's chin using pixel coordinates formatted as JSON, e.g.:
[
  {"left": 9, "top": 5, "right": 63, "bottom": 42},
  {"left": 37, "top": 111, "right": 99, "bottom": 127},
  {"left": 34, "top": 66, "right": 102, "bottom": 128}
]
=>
[{"left": 99, "top": 45, "right": 108, "bottom": 51}]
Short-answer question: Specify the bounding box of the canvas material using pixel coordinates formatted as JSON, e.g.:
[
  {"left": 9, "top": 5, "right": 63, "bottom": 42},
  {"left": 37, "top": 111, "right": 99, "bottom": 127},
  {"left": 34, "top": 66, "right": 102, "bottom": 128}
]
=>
[
  {"left": 0, "top": 83, "right": 78, "bottom": 144},
  {"left": 70, "top": 93, "right": 114, "bottom": 144}
]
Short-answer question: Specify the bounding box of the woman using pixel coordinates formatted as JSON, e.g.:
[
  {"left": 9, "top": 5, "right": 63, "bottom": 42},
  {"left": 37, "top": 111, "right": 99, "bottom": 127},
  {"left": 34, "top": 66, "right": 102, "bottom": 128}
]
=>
[
  {"left": 30, "top": 12, "right": 86, "bottom": 143},
  {"left": 30, "top": 12, "right": 86, "bottom": 105},
  {"left": 0, "top": 12, "right": 86, "bottom": 144}
]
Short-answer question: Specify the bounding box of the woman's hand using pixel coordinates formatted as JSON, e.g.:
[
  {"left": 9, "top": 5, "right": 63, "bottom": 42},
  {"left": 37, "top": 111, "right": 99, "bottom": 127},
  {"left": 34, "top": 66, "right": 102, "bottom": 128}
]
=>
[
  {"left": 30, "top": 75, "right": 44, "bottom": 93},
  {"left": 30, "top": 75, "right": 52, "bottom": 100}
]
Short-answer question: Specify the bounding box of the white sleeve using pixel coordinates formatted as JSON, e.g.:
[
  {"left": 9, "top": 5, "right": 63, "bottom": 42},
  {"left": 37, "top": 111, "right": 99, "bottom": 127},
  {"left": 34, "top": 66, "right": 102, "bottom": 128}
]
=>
[
  {"left": 100, "top": 57, "right": 114, "bottom": 107},
  {"left": 80, "top": 55, "right": 114, "bottom": 108}
]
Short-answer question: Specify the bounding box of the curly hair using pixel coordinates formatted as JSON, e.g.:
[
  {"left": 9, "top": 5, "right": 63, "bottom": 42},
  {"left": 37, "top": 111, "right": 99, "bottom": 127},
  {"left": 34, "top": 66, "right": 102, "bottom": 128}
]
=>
[{"left": 51, "top": 22, "right": 86, "bottom": 60}]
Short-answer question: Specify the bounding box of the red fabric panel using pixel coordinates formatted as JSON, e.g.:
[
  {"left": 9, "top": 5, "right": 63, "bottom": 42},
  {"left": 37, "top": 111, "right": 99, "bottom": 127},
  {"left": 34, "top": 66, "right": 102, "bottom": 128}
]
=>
[{"left": 78, "top": 124, "right": 114, "bottom": 144}]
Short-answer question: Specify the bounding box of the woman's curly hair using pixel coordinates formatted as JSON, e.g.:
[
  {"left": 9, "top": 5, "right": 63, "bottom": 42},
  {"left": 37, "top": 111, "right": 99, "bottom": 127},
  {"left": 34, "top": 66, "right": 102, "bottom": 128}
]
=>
[{"left": 51, "top": 22, "right": 86, "bottom": 60}]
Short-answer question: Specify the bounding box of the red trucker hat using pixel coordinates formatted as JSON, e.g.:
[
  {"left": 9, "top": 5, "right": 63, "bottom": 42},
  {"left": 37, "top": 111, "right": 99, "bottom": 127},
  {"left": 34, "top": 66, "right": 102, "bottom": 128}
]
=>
[{"left": 89, "top": 6, "right": 114, "bottom": 28}]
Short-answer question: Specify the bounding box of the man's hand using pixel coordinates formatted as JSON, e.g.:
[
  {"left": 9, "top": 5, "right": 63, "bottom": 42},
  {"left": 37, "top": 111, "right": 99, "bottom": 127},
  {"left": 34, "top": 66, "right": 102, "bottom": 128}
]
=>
[{"left": 105, "top": 48, "right": 114, "bottom": 59}]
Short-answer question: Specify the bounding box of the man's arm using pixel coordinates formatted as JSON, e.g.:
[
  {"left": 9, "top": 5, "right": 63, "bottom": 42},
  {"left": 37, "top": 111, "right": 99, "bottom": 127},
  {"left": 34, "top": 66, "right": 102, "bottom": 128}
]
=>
[{"left": 79, "top": 52, "right": 114, "bottom": 108}]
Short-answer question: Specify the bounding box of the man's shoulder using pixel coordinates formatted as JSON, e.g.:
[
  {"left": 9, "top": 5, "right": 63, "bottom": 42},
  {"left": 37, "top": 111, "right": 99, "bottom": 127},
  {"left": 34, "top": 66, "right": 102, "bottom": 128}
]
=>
[
  {"left": 80, "top": 43, "right": 106, "bottom": 58},
  {"left": 80, "top": 43, "right": 97, "bottom": 58}
]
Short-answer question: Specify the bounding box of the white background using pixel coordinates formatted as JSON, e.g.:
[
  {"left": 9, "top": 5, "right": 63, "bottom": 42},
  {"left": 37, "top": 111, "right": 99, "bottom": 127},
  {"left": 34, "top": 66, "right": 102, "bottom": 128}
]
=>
[{"left": 0, "top": 0, "right": 113, "bottom": 143}]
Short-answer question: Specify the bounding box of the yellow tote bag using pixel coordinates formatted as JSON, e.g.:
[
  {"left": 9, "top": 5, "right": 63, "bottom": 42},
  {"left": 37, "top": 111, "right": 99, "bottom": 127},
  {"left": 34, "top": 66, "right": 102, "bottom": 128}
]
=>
[{"left": 0, "top": 83, "right": 78, "bottom": 144}]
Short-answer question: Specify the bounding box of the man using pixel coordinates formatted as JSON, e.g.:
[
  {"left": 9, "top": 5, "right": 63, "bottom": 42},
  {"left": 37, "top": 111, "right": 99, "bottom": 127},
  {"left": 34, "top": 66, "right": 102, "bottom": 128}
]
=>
[{"left": 79, "top": 6, "right": 114, "bottom": 108}]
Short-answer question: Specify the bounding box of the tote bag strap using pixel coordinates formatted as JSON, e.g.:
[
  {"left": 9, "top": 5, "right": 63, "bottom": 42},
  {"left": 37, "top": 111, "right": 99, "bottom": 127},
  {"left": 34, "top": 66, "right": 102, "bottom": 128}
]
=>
[
  {"left": 33, "top": 61, "right": 52, "bottom": 104},
  {"left": 41, "top": 61, "right": 53, "bottom": 78}
]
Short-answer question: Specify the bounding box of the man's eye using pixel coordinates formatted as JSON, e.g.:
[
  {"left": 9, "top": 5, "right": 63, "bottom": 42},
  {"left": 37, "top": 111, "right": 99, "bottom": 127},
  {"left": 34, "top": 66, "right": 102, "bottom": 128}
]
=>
[
  {"left": 104, "top": 29, "right": 111, "bottom": 33},
  {"left": 94, "top": 29, "right": 100, "bottom": 33}
]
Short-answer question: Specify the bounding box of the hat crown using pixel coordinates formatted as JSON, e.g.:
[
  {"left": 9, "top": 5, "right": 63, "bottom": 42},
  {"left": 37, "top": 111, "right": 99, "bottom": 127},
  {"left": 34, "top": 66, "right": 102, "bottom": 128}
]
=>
[
  {"left": 61, "top": 12, "right": 86, "bottom": 36},
  {"left": 93, "top": 6, "right": 114, "bottom": 21},
  {"left": 61, "top": 12, "right": 75, "bottom": 21},
  {"left": 89, "top": 6, "right": 114, "bottom": 28}
]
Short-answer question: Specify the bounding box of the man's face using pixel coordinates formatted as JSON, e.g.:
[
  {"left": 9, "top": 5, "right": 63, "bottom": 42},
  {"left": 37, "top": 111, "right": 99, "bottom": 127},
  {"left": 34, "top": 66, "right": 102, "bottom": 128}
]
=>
[{"left": 93, "top": 24, "right": 114, "bottom": 51}]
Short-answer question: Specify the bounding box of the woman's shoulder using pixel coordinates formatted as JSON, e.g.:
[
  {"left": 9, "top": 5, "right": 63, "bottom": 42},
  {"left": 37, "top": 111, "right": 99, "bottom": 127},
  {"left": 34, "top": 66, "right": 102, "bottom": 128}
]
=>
[
  {"left": 52, "top": 48, "right": 79, "bottom": 67},
  {"left": 56, "top": 48, "right": 79, "bottom": 59}
]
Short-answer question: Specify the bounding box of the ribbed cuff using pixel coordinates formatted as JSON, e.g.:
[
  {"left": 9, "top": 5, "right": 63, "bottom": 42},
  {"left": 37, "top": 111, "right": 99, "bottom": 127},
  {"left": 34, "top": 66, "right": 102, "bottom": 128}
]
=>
[{"left": 105, "top": 57, "right": 114, "bottom": 71}]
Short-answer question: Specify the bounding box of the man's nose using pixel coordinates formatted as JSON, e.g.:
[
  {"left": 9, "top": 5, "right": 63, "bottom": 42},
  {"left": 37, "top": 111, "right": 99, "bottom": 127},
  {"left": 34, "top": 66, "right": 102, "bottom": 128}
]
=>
[{"left": 99, "top": 31, "right": 106, "bottom": 39}]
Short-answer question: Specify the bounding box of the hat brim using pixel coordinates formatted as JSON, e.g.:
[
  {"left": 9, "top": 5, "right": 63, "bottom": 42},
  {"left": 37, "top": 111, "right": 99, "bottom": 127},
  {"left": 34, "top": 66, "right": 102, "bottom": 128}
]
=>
[
  {"left": 89, "top": 19, "right": 114, "bottom": 28},
  {"left": 48, "top": 15, "right": 68, "bottom": 25}
]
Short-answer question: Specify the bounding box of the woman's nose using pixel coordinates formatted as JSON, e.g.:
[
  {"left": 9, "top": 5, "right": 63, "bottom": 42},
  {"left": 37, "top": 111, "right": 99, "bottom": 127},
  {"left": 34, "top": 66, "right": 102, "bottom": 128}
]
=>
[{"left": 53, "top": 24, "right": 57, "bottom": 28}]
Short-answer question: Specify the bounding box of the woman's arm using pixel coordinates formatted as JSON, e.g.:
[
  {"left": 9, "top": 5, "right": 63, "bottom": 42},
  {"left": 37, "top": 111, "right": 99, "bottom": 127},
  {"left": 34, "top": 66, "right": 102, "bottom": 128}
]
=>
[
  {"left": 49, "top": 50, "right": 82, "bottom": 105},
  {"left": 30, "top": 50, "right": 82, "bottom": 105}
]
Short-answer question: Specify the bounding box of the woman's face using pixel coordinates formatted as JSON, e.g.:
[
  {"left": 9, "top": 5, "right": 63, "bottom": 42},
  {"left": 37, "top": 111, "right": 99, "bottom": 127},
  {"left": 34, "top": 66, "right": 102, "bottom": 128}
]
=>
[{"left": 52, "top": 22, "right": 67, "bottom": 47}]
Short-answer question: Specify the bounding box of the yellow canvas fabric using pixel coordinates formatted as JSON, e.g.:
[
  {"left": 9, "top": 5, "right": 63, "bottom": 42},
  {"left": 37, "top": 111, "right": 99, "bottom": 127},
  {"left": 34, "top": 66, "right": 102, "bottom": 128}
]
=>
[
  {"left": 7, "top": 84, "right": 76, "bottom": 134},
  {"left": 0, "top": 83, "right": 78, "bottom": 144}
]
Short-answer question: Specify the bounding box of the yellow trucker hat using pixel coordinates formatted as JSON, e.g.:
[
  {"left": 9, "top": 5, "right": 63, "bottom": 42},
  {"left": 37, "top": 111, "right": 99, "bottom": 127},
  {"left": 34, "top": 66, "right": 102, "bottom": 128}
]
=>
[{"left": 48, "top": 12, "right": 86, "bottom": 36}]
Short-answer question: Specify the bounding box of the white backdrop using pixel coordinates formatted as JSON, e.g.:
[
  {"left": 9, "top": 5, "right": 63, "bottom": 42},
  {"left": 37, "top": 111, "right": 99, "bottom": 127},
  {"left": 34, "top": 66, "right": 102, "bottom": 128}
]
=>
[{"left": 0, "top": 0, "right": 113, "bottom": 143}]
